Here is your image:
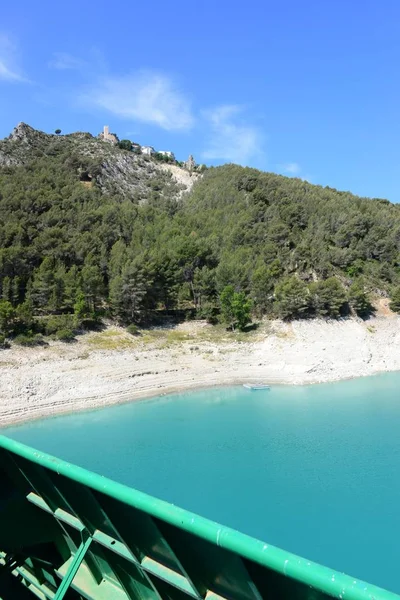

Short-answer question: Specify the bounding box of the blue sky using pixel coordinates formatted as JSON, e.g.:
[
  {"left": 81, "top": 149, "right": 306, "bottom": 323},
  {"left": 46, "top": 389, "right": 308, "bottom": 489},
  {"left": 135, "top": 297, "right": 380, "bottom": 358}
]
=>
[{"left": 1, "top": 0, "right": 400, "bottom": 201}]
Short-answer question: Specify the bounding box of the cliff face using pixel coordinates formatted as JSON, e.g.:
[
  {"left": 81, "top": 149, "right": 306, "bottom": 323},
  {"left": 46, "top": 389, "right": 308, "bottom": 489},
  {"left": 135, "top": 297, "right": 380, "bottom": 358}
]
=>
[{"left": 0, "top": 123, "right": 198, "bottom": 199}]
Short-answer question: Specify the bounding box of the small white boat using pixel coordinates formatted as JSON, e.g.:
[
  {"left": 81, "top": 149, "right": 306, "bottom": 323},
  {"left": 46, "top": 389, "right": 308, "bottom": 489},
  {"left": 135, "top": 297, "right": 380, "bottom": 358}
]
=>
[{"left": 243, "top": 383, "right": 270, "bottom": 390}]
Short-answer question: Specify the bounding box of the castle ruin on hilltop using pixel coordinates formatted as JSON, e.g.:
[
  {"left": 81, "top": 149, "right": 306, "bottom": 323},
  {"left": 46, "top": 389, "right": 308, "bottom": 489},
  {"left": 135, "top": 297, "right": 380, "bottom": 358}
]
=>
[{"left": 98, "top": 126, "right": 119, "bottom": 145}]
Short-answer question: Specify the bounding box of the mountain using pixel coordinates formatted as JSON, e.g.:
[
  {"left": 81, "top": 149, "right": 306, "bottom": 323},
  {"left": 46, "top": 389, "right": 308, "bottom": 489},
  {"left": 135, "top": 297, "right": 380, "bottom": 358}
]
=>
[{"left": 0, "top": 123, "right": 399, "bottom": 343}]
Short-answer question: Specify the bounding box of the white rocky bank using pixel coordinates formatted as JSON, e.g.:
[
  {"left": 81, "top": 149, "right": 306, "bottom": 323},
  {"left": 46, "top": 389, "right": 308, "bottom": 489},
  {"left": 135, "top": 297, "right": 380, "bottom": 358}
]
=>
[{"left": 1, "top": 316, "right": 400, "bottom": 427}]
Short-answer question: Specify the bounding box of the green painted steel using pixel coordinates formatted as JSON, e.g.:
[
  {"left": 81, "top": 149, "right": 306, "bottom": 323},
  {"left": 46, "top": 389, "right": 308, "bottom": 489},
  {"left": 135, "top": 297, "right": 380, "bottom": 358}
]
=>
[{"left": 0, "top": 433, "right": 397, "bottom": 600}]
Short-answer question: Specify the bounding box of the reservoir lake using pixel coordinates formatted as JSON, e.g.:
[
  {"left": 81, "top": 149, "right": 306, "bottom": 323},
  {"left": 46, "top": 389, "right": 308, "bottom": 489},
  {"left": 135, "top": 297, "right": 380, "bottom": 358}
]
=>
[{"left": 3, "top": 373, "right": 400, "bottom": 593}]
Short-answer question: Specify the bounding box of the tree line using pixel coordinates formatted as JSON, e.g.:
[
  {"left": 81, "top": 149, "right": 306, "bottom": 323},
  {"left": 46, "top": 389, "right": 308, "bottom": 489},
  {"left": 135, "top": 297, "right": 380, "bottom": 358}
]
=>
[{"left": 1, "top": 148, "right": 400, "bottom": 344}]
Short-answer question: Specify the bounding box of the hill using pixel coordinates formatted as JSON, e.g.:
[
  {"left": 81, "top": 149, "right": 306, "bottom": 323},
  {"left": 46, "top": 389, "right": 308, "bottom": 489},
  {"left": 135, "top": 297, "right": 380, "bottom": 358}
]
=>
[
  {"left": 0, "top": 122, "right": 197, "bottom": 198},
  {"left": 0, "top": 123, "right": 400, "bottom": 343}
]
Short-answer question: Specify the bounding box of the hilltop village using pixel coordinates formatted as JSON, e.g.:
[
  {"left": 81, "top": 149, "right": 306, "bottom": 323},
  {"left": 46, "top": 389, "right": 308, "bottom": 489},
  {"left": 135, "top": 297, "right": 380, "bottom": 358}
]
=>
[{"left": 98, "top": 125, "right": 201, "bottom": 171}]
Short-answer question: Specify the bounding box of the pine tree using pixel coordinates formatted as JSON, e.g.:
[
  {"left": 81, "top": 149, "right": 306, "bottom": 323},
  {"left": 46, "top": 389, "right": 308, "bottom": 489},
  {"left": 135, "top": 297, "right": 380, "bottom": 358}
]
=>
[
  {"left": 389, "top": 287, "right": 400, "bottom": 313},
  {"left": 274, "top": 277, "right": 310, "bottom": 320},
  {"left": 0, "top": 300, "right": 16, "bottom": 335},
  {"left": 2, "top": 276, "right": 11, "bottom": 302},
  {"left": 310, "top": 277, "right": 347, "bottom": 318},
  {"left": 81, "top": 264, "right": 104, "bottom": 312},
  {"left": 30, "top": 258, "right": 56, "bottom": 311},
  {"left": 349, "top": 280, "right": 373, "bottom": 317},
  {"left": 116, "top": 263, "right": 151, "bottom": 322}
]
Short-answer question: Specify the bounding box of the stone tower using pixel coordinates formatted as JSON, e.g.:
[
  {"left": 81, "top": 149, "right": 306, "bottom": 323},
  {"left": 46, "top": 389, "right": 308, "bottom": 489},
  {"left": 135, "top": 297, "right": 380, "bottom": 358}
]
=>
[
  {"left": 185, "top": 154, "right": 196, "bottom": 171},
  {"left": 99, "top": 125, "right": 119, "bottom": 145}
]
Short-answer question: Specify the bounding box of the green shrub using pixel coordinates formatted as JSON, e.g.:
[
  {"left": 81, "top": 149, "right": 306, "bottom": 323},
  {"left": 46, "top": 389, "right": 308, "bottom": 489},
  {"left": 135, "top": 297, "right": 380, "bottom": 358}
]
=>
[
  {"left": 44, "top": 315, "right": 77, "bottom": 335},
  {"left": 198, "top": 302, "right": 219, "bottom": 324},
  {"left": 0, "top": 334, "right": 10, "bottom": 349},
  {"left": 0, "top": 300, "right": 16, "bottom": 336},
  {"left": 80, "top": 318, "right": 101, "bottom": 331},
  {"left": 56, "top": 328, "right": 76, "bottom": 342},
  {"left": 219, "top": 286, "right": 252, "bottom": 331},
  {"left": 126, "top": 324, "right": 140, "bottom": 335},
  {"left": 118, "top": 139, "right": 132, "bottom": 151},
  {"left": 14, "top": 334, "right": 46, "bottom": 347}
]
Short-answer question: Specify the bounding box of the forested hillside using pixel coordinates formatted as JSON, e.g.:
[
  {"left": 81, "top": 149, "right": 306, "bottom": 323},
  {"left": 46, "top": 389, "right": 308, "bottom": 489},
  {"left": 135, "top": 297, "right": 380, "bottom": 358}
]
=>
[{"left": 1, "top": 124, "right": 400, "bottom": 343}]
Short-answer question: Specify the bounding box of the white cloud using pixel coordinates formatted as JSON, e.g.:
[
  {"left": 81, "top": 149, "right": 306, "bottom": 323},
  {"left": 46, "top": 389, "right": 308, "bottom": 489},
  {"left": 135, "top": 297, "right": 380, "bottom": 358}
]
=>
[
  {"left": 49, "top": 52, "right": 86, "bottom": 70},
  {"left": 0, "top": 34, "right": 26, "bottom": 82},
  {"left": 202, "top": 105, "right": 262, "bottom": 165},
  {"left": 280, "top": 162, "right": 301, "bottom": 175},
  {"left": 81, "top": 71, "right": 194, "bottom": 131}
]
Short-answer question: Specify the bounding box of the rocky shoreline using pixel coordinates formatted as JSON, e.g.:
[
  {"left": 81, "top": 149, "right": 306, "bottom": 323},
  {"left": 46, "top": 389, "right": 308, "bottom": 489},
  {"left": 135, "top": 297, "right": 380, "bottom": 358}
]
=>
[{"left": 1, "top": 316, "right": 400, "bottom": 428}]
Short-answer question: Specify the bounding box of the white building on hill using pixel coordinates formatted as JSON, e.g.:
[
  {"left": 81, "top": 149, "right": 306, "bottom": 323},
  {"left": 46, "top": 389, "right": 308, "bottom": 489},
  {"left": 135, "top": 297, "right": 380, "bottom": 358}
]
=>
[
  {"left": 141, "top": 146, "right": 155, "bottom": 156},
  {"left": 158, "top": 150, "right": 175, "bottom": 160}
]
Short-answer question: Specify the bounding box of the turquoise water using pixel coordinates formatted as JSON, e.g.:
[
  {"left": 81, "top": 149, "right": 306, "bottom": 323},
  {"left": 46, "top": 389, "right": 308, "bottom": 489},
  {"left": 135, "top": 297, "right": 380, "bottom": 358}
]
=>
[{"left": 3, "top": 374, "right": 400, "bottom": 593}]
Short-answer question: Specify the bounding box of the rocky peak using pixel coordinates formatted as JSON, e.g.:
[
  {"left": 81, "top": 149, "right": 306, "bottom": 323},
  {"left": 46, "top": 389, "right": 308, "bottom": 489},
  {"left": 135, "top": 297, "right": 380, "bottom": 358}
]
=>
[
  {"left": 185, "top": 154, "right": 196, "bottom": 171},
  {"left": 9, "top": 122, "right": 37, "bottom": 143}
]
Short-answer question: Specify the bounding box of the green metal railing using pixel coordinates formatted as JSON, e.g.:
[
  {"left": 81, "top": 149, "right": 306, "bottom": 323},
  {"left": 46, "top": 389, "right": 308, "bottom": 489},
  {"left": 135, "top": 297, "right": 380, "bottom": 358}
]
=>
[{"left": 0, "top": 433, "right": 397, "bottom": 600}]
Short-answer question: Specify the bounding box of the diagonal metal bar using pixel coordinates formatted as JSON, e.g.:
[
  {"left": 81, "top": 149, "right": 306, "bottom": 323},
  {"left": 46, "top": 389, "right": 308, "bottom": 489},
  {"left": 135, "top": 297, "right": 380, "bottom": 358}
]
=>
[{"left": 54, "top": 534, "right": 92, "bottom": 600}]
